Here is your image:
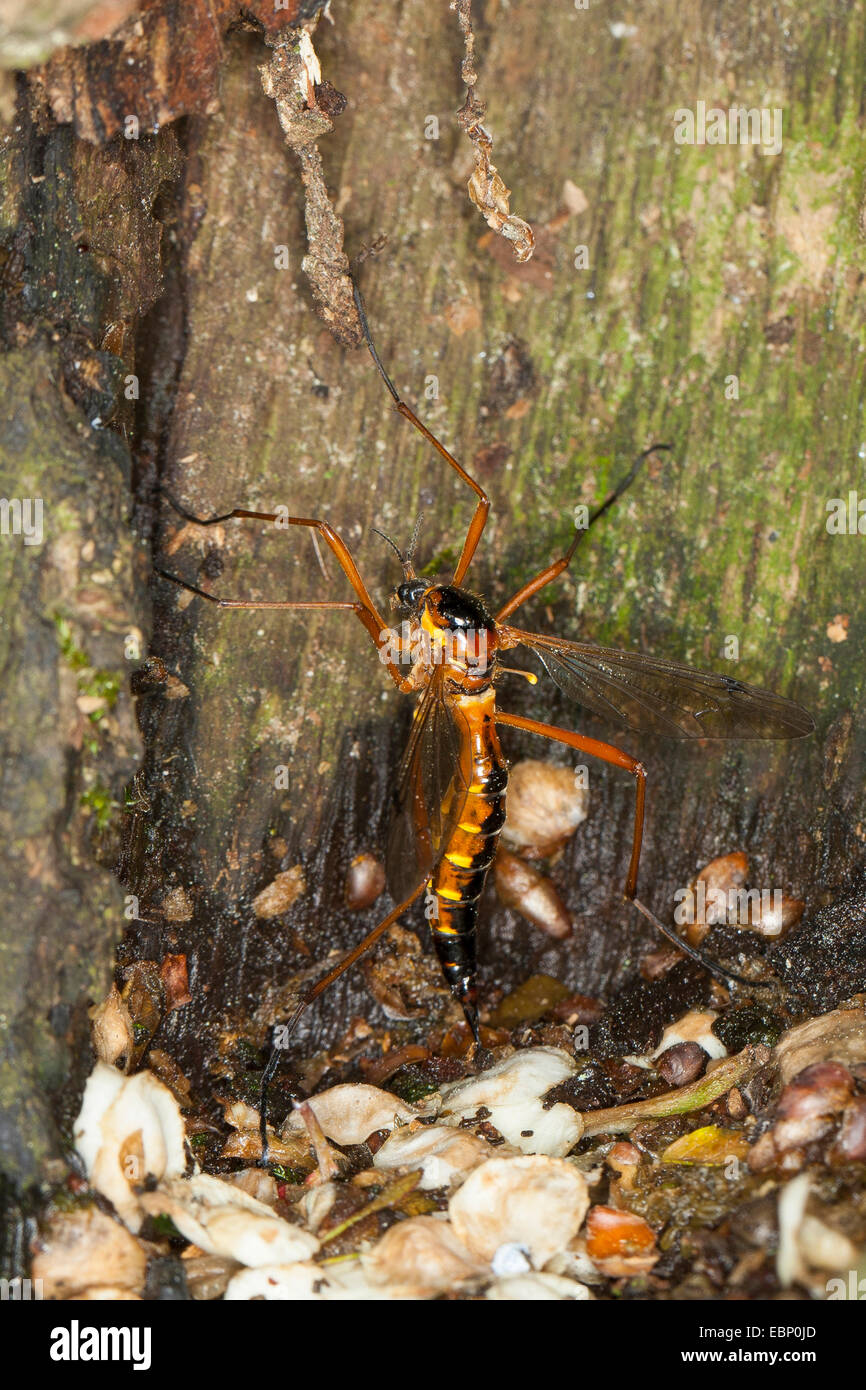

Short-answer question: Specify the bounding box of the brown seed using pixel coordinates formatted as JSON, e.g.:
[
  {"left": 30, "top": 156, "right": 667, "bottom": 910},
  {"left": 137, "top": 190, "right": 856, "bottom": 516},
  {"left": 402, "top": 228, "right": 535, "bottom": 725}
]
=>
[
  {"left": 606, "top": 1142, "right": 641, "bottom": 1184},
  {"left": 685, "top": 851, "right": 749, "bottom": 947},
  {"left": 493, "top": 851, "right": 572, "bottom": 939},
  {"left": 726, "top": 1087, "right": 748, "bottom": 1120},
  {"left": 345, "top": 852, "right": 386, "bottom": 911},
  {"left": 745, "top": 894, "right": 805, "bottom": 940},
  {"left": 750, "top": 1061, "right": 855, "bottom": 1168},
  {"left": 89, "top": 984, "right": 134, "bottom": 1072},
  {"left": 655, "top": 1041, "right": 708, "bottom": 1088},
  {"left": 501, "top": 759, "right": 588, "bottom": 858}
]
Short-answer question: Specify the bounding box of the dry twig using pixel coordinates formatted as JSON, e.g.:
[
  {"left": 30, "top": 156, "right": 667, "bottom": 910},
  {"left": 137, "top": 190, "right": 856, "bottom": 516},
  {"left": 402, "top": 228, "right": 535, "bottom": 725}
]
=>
[
  {"left": 451, "top": 0, "right": 535, "bottom": 263},
  {"left": 260, "top": 29, "right": 363, "bottom": 346}
]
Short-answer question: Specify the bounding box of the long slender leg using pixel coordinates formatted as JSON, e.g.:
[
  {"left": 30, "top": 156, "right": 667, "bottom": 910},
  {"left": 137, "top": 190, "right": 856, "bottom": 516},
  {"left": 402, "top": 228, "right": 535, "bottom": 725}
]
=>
[
  {"left": 353, "top": 285, "right": 489, "bottom": 585},
  {"left": 498, "top": 711, "right": 647, "bottom": 896},
  {"left": 495, "top": 711, "right": 754, "bottom": 987},
  {"left": 259, "top": 880, "right": 426, "bottom": 1164},
  {"left": 158, "top": 500, "right": 412, "bottom": 690},
  {"left": 162, "top": 500, "right": 385, "bottom": 623},
  {"left": 496, "top": 445, "right": 671, "bottom": 622}
]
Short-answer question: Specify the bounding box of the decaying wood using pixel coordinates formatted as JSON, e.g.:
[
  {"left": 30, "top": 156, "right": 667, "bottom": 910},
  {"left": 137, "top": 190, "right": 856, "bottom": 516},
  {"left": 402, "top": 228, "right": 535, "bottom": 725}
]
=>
[
  {"left": 260, "top": 29, "right": 362, "bottom": 345},
  {"left": 25, "top": 0, "right": 327, "bottom": 143}
]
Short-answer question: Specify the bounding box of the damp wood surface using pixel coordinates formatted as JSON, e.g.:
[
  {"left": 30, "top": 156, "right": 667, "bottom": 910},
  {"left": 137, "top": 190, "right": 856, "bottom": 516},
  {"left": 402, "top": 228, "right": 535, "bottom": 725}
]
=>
[{"left": 0, "top": 0, "right": 865, "bottom": 1211}]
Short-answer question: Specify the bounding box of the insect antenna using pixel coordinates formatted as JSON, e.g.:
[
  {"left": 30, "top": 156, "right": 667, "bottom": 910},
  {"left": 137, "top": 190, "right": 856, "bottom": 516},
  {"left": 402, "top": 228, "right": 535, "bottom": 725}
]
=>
[
  {"left": 568, "top": 442, "right": 673, "bottom": 562},
  {"left": 354, "top": 282, "right": 402, "bottom": 404},
  {"left": 372, "top": 512, "right": 424, "bottom": 579},
  {"left": 372, "top": 526, "right": 405, "bottom": 563},
  {"left": 405, "top": 512, "right": 424, "bottom": 564},
  {"left": 631, "top": 895, "right": 770, "bottom": 989}
]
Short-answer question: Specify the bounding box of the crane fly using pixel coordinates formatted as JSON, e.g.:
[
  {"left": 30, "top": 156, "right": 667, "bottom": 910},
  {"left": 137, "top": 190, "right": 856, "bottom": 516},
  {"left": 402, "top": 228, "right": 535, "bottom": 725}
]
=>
[{"left": 158, "top": 286, "right": 814, "bottom": 1163}]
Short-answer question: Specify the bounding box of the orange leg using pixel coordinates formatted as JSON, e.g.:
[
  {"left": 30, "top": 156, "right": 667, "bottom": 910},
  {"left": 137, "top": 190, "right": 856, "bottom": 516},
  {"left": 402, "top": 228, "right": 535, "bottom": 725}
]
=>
[
  {"left": 259, "top": 880, "right": 426, "bottom": 1163},
  {"left": 496, "top": 445, "right": 670, "bottom": 622},
  {"left": 354, "top": 285, "right": 489, "bottom": 585},
  {"left": 495, "top": 710, "right": 754, "bottom": 985},
  {"left": 158, "top": 500, "right": 412, "bottom": 690},
  {"left": 497, "top": 711, "right": 646, "bottom": 898}
]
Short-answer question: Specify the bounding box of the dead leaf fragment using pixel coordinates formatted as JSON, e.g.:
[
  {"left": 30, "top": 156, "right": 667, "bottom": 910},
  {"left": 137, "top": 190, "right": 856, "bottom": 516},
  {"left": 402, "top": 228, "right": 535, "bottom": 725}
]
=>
[
  {"left": 162, "top": 886, "right": 193, "bottom": 922},
  {"left": 661, "top": 1124, "right": 751, "bottom": 1165},
  {"left": 826, "top": 614, "right": 849, "bottom": 643},
  {"left": 89, "top": 983, "right": 134, "bottom": 1071},
  {"left": 444, "top": 297, "right": 481, "bottom": 336},
  {"left": 562, "top": 179, "right": 589, "bottom": 216},
  {"left": 33, "top": 1204, "right": 147, "bottom": 1300},
  {"left": 585, "top": 1205, "right": 658, "bottom": 1276},
  {"left": 252, "top": 865, "right": 306, "bottom": 919},
  {"left": 160, "top": 953, "right": 191, "bottom": 1010}
]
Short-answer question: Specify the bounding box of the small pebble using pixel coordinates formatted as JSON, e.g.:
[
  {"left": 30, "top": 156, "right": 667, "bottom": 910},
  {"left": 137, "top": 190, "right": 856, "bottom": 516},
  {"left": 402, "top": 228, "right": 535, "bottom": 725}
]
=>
[
  {"left": 655, "top": 1041, "right": 708, "bottom": 1087},
  {"left": 491, "top": 1242, "right": 532, "bottom": 1276}
]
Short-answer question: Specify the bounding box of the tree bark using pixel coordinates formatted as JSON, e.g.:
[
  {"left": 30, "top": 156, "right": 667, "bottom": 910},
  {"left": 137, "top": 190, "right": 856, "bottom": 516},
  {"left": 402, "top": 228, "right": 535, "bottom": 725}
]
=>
[{"left": 1, "top": 0, "right": 865, "bottom": 1230}]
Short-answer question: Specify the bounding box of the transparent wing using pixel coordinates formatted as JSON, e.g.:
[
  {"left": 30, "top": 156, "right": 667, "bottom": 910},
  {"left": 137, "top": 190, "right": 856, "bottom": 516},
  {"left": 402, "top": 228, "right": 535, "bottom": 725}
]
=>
[
  {"left": 386, "top": 667, "right": 470, "bottom": 902},
  {"left": 505, "top": 626, "right": 815, "bottom": 740}
]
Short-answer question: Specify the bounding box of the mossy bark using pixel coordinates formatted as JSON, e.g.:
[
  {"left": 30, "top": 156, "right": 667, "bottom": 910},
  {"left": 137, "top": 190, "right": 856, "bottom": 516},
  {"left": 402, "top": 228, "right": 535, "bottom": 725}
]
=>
[{"left": 1, "top": 0, "right": 865, "bottom": 1220}]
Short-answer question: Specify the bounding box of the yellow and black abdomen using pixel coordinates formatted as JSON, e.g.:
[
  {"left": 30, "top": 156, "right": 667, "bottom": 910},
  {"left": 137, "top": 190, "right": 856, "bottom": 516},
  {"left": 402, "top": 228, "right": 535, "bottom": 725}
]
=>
[{"left": 429, "top": 688, "right": 507, "bottom": 1037}]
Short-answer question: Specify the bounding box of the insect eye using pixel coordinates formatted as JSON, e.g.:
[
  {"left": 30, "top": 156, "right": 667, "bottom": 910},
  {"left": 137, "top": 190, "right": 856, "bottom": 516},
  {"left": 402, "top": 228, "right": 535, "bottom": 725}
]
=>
[{"left": 397, "top": 580, "right": 427, "bottom": 607}]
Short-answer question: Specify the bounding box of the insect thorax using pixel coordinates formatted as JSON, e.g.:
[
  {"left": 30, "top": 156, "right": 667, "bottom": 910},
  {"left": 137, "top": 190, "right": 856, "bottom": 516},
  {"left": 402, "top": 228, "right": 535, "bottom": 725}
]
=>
[{"left": 422, "top": 584, "right": 497, "bottom": 679}]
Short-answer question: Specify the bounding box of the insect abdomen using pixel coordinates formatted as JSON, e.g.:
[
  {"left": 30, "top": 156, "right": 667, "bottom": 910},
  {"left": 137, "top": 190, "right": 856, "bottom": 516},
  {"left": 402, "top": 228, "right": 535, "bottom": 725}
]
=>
[{"left": 429, "top": 692, "right": 507, "bottom": 1035}]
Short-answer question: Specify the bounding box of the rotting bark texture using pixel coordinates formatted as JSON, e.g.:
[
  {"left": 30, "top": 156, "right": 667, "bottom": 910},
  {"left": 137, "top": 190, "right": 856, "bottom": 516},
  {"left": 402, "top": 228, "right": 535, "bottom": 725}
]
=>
[
  {"left": 1, "top": 0, "right": 865, "bottom": 1226},
  {"left": 0, "top": 111, "right": 180, "bottom": 1200}
]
